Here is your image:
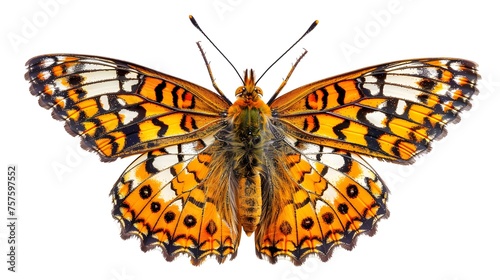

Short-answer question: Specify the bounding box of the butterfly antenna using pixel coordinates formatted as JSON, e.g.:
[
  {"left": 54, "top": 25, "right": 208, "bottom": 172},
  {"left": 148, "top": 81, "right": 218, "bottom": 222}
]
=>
[
  {"left": 190, "top": 15, "right": 244, "bottom": 85},
  {"left": 255, "top": 20, "right": 318, "bottom": 85}
]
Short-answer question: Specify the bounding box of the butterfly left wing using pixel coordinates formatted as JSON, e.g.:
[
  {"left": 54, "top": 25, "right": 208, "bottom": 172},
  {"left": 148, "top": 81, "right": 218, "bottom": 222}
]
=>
[
  {"left": 26, "top": 54, "right": 240, "bottom": 264},
  {"left": 270, "top": 58, "right": 479, "bottom": 163},
  {"left": 25, "top": 54, "right": 231, "bottom": 161},
  {"left": 256, "top": 139, "right": 388, "bottom": 264}
]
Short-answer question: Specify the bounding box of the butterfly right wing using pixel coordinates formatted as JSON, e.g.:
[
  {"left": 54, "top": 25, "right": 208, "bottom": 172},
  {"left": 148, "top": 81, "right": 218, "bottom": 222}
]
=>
[
  {"left": 270, "top": 58, "right": 479, "bottom": 163},
  {"left": 111, "top": 136, "right": 242, "bottom": 265}
]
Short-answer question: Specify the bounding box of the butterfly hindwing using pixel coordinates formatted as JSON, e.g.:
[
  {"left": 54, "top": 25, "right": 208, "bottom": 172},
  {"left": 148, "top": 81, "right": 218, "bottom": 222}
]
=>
[
  {"left": 111, "top": 136, "right": 241, "bottom": 264},
  {"left": 25, "top": 54, "right": 231, "bottom": 161},
  {"left": 270, "top": 58, "right": 479, "bottom": 163},
  {"left": 256, "top": 139, "right": 388, "bottom": 264}
]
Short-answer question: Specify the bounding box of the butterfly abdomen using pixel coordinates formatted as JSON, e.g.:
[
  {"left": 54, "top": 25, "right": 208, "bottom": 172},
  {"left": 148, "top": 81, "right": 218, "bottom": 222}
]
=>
[{"left": 227, "top": 97, "right": 272, "bottom": 235}]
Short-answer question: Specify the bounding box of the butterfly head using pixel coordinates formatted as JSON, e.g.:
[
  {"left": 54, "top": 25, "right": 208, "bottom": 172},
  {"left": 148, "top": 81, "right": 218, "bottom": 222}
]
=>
[{"left": 235, "top": 69, "right": 263, "bottom": 101}]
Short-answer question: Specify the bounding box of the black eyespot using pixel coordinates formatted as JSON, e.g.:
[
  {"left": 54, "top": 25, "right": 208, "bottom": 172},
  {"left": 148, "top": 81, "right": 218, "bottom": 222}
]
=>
[
  {"left": 164, "top": 211, "right": 175, "bottom": 223},
  {"left": 346, "top": 185, "right": 359, "bottom": 198},
  {"left": 183, "top": 215, "right": 197, "bottom": 228},
  {"left": 321, "top": 212, "right": 334, "bottom": 224},
  {"left": 150, "top": 202, "right": 161, "bottom": 213},
  {"left": 301, "top": 217, "right": 314, "bottom": 230},
  {"left": 338, "top": 203, "right": 349, "bottom": 214},
  {"left": 139, "top": 185, "right": 152, "bottom": 199}
]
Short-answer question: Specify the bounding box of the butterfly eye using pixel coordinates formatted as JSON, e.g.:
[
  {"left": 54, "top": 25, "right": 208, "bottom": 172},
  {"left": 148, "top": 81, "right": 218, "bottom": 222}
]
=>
[
  {"left": 255, "top": 87, "right": 263, "bottom": 96},
  {"left": 235, "top": 86, "right": 246, "bottom": 96}
]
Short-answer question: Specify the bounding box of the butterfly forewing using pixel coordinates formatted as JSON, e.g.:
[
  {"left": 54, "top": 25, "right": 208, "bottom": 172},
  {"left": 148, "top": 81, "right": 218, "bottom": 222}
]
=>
[
  {"left": 25, "top": 54, "right": 231, "bottom": 161},
  {"left": 270, "top": 58, "right": 479, "bottom": 163}
]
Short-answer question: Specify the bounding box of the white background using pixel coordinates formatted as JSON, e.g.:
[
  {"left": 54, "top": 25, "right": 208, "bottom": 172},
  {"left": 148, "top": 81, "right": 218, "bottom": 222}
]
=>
[{"left": 1, "top": 0, "right": 499, "bottom": 279}]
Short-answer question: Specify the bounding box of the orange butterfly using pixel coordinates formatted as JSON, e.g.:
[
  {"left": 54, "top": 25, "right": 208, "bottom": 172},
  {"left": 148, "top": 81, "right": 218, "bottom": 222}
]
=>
[{"left": 25, "top": 16, "right": 479, "bottom": 265}]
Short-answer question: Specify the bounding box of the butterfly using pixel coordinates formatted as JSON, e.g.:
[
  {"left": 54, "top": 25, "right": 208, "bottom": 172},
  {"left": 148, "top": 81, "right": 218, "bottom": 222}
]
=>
[{"left": 25, "top": 16, "right": 479, "bottom": 265}]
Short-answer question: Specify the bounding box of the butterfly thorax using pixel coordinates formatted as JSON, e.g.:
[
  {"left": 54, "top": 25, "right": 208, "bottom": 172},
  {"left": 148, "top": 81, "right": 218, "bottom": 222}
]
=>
[{"left": 225, "top": 69, "right": 272, "bottom": 235}]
